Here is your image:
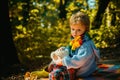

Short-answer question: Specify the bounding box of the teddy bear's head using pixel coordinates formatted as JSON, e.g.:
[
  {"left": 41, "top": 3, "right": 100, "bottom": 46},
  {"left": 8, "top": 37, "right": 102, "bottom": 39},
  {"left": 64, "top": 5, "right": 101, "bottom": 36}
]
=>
[{"left": 51, "top": 47, "right": 69, "bottom": 63}]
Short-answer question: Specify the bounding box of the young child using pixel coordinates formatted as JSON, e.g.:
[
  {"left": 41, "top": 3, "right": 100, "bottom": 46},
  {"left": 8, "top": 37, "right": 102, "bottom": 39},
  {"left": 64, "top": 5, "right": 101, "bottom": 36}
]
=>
[{"left": 48, "top": 11, "right": 100, "bottom": 80}]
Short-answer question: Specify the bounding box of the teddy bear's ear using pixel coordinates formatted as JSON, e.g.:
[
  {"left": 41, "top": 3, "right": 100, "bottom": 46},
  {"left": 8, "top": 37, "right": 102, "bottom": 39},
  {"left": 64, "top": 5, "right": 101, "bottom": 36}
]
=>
[{"left": 50, "top": 52, "right": 55, "bottom": 59}]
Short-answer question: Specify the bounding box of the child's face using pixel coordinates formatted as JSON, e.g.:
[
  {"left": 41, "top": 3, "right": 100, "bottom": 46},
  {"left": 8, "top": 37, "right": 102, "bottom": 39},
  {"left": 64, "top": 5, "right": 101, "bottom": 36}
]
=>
[{"left": 70, "top": 23, "right": 86, "bottom": 38}]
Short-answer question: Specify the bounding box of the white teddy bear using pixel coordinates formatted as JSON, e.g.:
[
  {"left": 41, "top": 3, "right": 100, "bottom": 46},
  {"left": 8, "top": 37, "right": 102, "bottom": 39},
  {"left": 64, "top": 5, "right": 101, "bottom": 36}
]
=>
[{"left": 50, "top": 47, "right": 69, "bottom": 64}]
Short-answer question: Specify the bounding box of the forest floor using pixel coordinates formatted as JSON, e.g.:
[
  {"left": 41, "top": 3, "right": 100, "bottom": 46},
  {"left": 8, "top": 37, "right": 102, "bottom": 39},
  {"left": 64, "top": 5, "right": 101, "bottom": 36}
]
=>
[{"left": 1, "top": 46, "right": 120, "bottom": 80}]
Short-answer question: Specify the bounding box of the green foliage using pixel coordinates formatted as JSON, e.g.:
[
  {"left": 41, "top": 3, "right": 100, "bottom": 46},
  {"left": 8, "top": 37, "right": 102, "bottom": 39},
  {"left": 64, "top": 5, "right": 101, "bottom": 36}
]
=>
[
  {"left": 13, "top": 20, "right": 70, "bottom": 66},
  {"left": 89, "top": 0, "right": 120, "bottom": 48},
  {"left": 90, "top": 25, "right": 120, "bottom": 48}
]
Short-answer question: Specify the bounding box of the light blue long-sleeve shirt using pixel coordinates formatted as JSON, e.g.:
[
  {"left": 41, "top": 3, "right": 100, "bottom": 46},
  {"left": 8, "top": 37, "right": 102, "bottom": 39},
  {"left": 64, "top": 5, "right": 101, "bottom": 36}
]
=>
[{"left": 62, "top": 35, "right": 100, "bottom": 77}]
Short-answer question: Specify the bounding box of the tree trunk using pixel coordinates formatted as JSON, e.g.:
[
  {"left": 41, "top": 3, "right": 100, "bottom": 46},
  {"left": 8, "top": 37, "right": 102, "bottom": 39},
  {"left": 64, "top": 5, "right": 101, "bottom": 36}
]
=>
[
  {"left": 22, "top": 0, "right": 30, "bottom": 26},
  {"left": 58, "top": 0, "right": 68, "bottom": 19},
  {"left": 92, "top": 0, "right": 110, "bottom": 29},
  {"left": 0, "top": 0, "right": 20, "bottom": 77}
]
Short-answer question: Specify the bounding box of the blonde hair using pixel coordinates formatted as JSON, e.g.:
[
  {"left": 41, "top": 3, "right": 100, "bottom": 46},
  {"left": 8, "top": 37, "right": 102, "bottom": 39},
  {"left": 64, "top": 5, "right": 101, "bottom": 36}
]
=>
[{"left": 70, "top": 11, "right": 90, "bottom": 31}]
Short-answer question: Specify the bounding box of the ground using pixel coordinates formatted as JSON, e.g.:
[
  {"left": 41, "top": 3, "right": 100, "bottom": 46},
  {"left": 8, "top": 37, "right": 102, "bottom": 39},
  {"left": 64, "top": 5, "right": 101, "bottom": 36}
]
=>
[{"left": 1, "top": 46, "right": 120, "bottom": 80}]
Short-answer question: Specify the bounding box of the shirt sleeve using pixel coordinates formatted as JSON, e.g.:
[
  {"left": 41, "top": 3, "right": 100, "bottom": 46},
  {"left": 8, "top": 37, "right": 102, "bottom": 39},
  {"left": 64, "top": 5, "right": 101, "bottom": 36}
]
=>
[
  {"left": 62, "top": 40, "right": 98, "bottom": 69},
  {"left": 90, "top": 40, "right": 100, "bottom": 62}
]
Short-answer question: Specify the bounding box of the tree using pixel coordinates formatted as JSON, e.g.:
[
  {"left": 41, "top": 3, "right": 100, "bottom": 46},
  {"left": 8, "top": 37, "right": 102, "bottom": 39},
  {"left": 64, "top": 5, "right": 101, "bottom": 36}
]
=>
[
  {"left": 59, "top": 0, "right": 68, "bottom": 19},
  {"left": 22, "top": 0, "right": 30, "bottom": 26},
  {"left": 0, "top": 0, "right": 20, "bottom": 77},
  {"left": 92, "top": 0, "right": 110, "bottom": 29}
]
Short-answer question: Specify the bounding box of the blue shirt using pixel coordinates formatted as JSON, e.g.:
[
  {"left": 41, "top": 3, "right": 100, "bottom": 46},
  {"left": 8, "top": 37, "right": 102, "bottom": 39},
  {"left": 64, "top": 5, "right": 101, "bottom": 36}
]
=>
[{"left": 62, "top": 34, "right": 100, "bottom": 77}]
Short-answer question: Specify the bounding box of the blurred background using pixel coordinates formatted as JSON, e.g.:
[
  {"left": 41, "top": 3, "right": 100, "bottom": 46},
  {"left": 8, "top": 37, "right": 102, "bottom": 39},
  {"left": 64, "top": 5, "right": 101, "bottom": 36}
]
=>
[{"left": 1, "top": 0, "right": 120, "bottom": 78}]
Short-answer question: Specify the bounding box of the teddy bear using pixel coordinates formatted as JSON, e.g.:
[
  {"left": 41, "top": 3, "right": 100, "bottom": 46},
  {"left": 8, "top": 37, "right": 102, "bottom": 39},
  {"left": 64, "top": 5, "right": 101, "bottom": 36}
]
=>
[{"left": 50, "top": 47, "right": 69, "bottom": 64}]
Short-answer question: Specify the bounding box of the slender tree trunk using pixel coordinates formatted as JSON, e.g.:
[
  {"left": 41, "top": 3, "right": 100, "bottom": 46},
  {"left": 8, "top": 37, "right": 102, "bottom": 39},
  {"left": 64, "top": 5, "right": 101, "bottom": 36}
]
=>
[
  {"left": 22, "top": 0, "right": 30, "bottom": 26},
  {"left": 59, "top": 0, "right": 68, "bottom": 19},
  {"left": 92, "top": 0, "right": 110, "bottom": 29},
  {"left": 0, "top": 0, "right": 20, "bottom": 77}
]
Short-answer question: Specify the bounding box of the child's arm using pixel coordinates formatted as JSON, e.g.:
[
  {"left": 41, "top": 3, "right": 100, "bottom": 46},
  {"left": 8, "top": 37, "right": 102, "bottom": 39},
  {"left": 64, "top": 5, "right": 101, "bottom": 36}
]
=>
[{"left": 62, "top": 40, "right": 100, "bottom": 69}]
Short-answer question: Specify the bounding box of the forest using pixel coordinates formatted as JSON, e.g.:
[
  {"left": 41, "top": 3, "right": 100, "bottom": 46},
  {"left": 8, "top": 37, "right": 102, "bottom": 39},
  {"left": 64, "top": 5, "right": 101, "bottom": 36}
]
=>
[{"left": 0, "top": 0, "right": 120, "bottom": 80}]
